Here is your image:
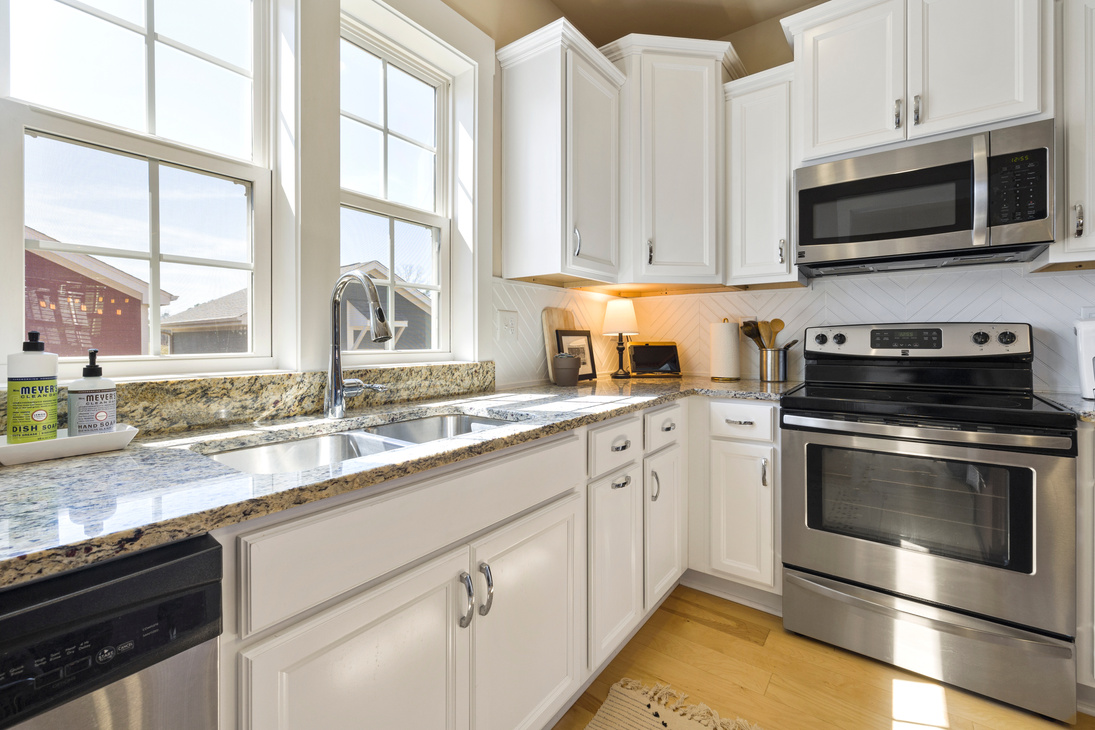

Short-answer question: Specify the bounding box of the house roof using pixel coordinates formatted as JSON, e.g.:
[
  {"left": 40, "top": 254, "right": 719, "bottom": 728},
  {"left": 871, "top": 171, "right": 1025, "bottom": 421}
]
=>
[{"left": 162, "top": 288, "right": 249, "bottom": 328}]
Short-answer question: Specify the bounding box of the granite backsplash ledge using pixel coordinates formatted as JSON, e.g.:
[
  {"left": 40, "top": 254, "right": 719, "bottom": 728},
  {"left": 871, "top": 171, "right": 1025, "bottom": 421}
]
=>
[{"left": 0, "top": 361, "right": 494, "bottom": 437}]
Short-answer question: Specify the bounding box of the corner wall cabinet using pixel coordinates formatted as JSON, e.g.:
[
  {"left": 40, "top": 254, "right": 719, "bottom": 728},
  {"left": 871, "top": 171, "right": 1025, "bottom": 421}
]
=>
[
  {"left": 600, "top": 35, "right": 745, "bottom": 283},
  {"left": 784, "top": 0, "right": 1045, "bottom": 162},
  {"left": 499, "top": 19, "right": 625, "bottom": 284}
]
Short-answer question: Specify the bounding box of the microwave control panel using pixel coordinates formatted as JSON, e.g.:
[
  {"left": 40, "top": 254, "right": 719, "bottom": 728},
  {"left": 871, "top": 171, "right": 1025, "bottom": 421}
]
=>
[{"left": 988, "top": 147, "right": 1048, "bottom": 226}]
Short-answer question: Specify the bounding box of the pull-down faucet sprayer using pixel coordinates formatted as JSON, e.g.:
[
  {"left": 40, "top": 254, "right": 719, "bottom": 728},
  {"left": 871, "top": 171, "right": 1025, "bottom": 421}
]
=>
[{"left": 325, "top": 271, "right": 393, "bottom": 419}]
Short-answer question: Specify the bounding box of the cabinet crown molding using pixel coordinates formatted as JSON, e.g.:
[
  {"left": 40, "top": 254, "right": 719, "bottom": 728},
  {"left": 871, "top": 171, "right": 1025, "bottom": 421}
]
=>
[
  {"left": 599, "top": 34, "right": 747, "bottom": 80},
  {"left": 497, "top": 17, "right": 625, "bottom": 85},
  {"left": 780, "top": 0, "right": 899, "bottom": 45},
  {"left": 724, "top": 62, "right": 793, "bottom": 99}
]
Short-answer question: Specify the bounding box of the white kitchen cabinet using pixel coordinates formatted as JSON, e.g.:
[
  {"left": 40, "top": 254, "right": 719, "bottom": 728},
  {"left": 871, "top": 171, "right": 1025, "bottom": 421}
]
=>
[
  {"left": 499, "top": 19, "right": 624, "bottom": 284},
  {"left": 644, "top": 444, "right": 686, "bottom": 608},
  {"left": 240, "top": 493, "right": 584, "bottom": 730},
  {"left": 588, "top": 463, "right": 644, "bottom": 669},
  {"left": 709, "top": 439, "right": 776, "bottom": 590},
  {"left": 725, "top": 65, "right": 803, "bottom": 286},
  {"left": 601, "top": 35, "right": 745, "bottom": 284},
  {"left": 785, "top": 0, "right": 1044, "bottom": 161}
]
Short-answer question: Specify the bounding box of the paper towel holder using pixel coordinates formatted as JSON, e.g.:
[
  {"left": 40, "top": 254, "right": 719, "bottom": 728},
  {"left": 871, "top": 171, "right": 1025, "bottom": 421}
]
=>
[{"left": 711, "top": 318, "right": 741, "bottom": 382}]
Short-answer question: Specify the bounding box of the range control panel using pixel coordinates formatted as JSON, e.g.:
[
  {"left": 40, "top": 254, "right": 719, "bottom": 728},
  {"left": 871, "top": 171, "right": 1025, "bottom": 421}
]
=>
[{"left": 806, "top": 323, "right": 1032, "bottom": 358}]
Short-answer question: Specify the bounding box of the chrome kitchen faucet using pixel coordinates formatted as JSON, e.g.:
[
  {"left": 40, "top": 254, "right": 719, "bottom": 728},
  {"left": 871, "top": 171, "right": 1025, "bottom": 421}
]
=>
[{"left": 325, "top": 271, "right": 393, "bottom": 419}]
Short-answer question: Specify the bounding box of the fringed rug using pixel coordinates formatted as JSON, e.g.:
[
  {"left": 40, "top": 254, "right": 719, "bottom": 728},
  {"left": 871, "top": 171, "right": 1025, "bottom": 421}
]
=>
[{"left": 583, "top": 678, "right": 764, "bottom": 730}]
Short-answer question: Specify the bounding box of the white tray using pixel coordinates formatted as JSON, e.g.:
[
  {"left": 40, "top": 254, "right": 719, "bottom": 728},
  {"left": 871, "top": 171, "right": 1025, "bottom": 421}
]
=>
[{"left": 0, "top": 424, "right": 139, "bottom": 466}]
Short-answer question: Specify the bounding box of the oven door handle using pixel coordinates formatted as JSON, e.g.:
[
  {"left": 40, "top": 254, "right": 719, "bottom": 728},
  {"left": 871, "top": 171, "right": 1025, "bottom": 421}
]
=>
[
  {"left": 785, "top": 572, "right": 1074, "bottom": 659},
  {"left": 782, "top": 414, "right": 1073, "bottom": 451}
]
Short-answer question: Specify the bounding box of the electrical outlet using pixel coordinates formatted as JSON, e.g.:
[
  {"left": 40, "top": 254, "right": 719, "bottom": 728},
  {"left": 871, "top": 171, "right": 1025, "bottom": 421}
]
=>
[
  {"left": 1082, "top": 306, "right": 1095, "bottom": 320},
  {"left": 499, "top": 310, "right": 518, "bottom": 342}
]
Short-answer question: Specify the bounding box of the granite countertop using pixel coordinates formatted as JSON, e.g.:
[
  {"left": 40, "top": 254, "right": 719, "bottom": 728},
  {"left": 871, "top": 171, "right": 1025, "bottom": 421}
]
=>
[{"left": 0, "top": 377, "right": 795, "bottom": 590}]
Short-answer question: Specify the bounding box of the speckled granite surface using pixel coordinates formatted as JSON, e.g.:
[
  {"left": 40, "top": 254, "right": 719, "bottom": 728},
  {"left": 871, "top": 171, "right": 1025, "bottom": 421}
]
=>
[
  {"left": 1039, "top": 393, "right": 1095, "bottom": 422},
  {"left": 0, "top": 376, "right": 792, "bottom": 590},
  {"left": 0, "top": 361, "right": 494, "bottom": 436}
]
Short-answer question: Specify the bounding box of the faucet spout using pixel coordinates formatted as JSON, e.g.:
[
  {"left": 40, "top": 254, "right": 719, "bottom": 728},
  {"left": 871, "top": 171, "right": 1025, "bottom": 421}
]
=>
[{"left": 325, "top": 271, "right": 393, "bottom": 419}]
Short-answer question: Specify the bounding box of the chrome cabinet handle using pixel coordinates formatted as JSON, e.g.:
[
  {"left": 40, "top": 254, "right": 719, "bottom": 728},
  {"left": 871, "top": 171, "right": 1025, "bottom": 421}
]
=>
[
  {"left": 611, "top": 475, "right": 631, "bottom": 489},
  {"left": 651, "top": 470, "right": 661, "bottom": 501},
  {"left": 913, "top": 94, "right": 921, "bottom": 125},
  {"left": 661, "top": 422, "right": 676, "bottom": 432},
  {"left": 647, "top": 239, "right": 654, "bottom": 265},
  {"left": 894, "top": 98, "right": 902, "bottom": 129},
  {"left": 726, "top": 419, "right": 754, "bottom": 426},
  {"left": 478, "top": 562, "right": 494, "bottom": 616},
  {"left": 611, "top": 439, "right": 631, "bottom": 452},
  {"left": 1077, "top": 203, "right": 1085, "bottom": 237},
  {"left": 778, "top": 239, "right": 786, "bottom": 264},
  {"left": 761, "top": 458, "right": 768, "bottom": 487},
  {"left": 458, "top": 572, "right": 475, "bottom": 628},
  {"left": 574, "top": 227, "right": 582, "bottom": 258}
]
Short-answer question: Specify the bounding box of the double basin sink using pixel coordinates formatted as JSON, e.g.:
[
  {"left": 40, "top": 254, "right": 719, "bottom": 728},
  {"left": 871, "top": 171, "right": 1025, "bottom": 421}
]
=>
[{"left": 209, "top": 414, "right": 509, "bottom": 475}]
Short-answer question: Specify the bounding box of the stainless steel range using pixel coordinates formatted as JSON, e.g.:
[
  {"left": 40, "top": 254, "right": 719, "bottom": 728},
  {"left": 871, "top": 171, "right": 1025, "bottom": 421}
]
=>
[{"left": 779, "top": 322, "right": 1077, "bottom": 722}]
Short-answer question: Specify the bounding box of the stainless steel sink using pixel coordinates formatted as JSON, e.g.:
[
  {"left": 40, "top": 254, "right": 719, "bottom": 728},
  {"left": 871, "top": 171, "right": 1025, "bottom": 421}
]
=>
[
  {"left": 361, "top": 414, "right": 510, "bottom": 444},
  {"left": 208, "top": 431, "right": 404, "bottom": 474}
]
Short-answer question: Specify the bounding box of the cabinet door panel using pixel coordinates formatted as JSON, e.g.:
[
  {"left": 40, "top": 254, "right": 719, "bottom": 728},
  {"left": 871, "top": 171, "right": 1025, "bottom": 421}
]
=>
[
  {"left": 641, "top": 55, "right": 719, "bottom": 280},
  {"left": 567, "top": 50, "right": 619, "bottom": 279},
  {"left": 645, "top": 445, "right": 685, "bottom": 608},
  {"left": 798, "top": 0, "right": 906, "bottom": 159},
  {"left": 709, "top": 440, "right": 775, "bottom": 588},
  {"left": 471, "top": 493, "right": 583, "bottom": 730},
  {"left": 907, "top": 0, "right": 1040, "bottom": 139},
  {"left": 241, "top": 549, "right": 471, "bottom": 730}
]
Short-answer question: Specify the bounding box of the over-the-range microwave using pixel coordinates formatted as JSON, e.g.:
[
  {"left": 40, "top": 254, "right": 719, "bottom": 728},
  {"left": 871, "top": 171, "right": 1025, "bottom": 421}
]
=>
[{"left": 794, "top": 119, "right": 1055, "bottom": 277}]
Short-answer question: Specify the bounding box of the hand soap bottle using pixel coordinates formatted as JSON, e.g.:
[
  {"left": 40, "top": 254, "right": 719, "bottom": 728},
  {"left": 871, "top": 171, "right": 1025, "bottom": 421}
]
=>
[
  {"left": 68, "top": 349, "right": 116, "bottom": 436},
  {"left": 6, "top": 331, "right": 59, "bottom": 444}
]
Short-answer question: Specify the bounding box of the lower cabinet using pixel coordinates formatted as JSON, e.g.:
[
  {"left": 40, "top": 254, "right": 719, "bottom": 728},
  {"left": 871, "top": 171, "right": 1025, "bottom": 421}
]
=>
[
  {"left": 644, "top": 443, "right": 685, "bottom": 609},
  {"left": 239, "top": 492, "right": 584, "bottom": 730},
  {"left": 709, "top": 439, "right": 776, "bottom": 589}
]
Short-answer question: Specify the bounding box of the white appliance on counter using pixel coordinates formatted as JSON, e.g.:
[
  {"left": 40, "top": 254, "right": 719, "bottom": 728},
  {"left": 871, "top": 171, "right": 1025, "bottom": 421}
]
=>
[{"left": 1077, "top": 319, "right": 1095, "bottom": 400}]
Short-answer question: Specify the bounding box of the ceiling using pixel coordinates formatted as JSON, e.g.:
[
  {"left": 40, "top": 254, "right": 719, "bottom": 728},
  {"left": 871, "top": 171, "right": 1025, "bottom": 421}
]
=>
[{"left": 547, "top": 0, "right": 814, "bottom": 47}]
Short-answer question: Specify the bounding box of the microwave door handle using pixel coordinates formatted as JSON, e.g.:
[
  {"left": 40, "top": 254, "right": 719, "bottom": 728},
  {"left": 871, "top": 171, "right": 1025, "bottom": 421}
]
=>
[{"left": 972, "top": 134, "right": 989, "bottom": 247}]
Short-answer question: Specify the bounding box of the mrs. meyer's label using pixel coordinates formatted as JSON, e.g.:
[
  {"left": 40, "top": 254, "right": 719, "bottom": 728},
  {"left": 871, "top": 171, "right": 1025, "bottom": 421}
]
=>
[
  {"left": 70, "top": 389, "right": 117, "bottom": 435},
  {"left": 6, "top": 377, "right": 58, "bottom": 443}
]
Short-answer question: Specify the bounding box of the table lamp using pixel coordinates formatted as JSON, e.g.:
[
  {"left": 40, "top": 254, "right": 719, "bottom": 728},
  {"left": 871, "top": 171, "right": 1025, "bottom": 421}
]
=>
[{"left": 602, "top": 299, "right": 639, "bottom": 379}]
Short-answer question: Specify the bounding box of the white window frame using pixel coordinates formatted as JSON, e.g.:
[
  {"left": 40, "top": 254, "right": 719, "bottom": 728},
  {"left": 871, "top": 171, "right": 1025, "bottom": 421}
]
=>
[
  {"left": 0, "top": 0, "right": 275, "bottom": 381},
  {"left": 339, "top": 23, "right": 451, "bottom": 356}
]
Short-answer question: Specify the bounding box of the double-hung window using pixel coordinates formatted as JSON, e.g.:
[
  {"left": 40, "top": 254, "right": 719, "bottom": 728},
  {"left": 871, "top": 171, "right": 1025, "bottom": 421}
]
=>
[
  {"left": 1, "top": 0, "right": 271, "bottom": 377},
  {"left": 338, "top": 23, "right": 448, "bottom": 355}
]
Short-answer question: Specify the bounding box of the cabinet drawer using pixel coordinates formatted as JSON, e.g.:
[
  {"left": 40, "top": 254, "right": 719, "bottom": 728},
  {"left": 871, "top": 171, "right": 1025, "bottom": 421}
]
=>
[
  {"left": 239, "top": 434, "right": 584, "bottom": 637},
  {"left": 709, "top": 401, "right": 775, "bottom": 441},
  {"left": 644, "top": 403, "right": 683, "bottom": 453},
  {"left": 588, "top": 416, "right": 643, "bottom": 480}
]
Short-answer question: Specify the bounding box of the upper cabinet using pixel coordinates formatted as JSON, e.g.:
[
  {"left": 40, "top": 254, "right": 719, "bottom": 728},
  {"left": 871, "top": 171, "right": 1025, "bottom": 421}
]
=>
[
  {"left": 600, "top": 36, "right": 746, "bottom": 284},
  {"left": 499, "top": 19, "right": 625, "bottom": 284},
  {"left": 784, "top": 0, "right": 1046, "bottom": 162}
]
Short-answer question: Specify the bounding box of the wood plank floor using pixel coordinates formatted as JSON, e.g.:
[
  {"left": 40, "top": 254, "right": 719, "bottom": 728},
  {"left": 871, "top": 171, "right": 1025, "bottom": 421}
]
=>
[{"left": 552, "top": 585, "right": 1095, "bottom": 730}]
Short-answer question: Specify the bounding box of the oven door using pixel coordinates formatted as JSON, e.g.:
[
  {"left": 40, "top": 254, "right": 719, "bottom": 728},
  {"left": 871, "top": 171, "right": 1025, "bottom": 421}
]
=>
[{"left": 781, "top": 415, "right": 1076, "bottom": 637}]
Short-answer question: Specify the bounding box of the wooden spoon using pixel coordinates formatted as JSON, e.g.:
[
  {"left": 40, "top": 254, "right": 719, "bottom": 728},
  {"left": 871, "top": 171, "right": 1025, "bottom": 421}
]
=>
[
  {"left": 740, "top": 320, "right": 765, "bottom": 349},
  {"left": 758, "top": 320, "right": 774, "bottom": 349},
  {"left": 771, "top": 318, "right": 785, "bottom": 342}
]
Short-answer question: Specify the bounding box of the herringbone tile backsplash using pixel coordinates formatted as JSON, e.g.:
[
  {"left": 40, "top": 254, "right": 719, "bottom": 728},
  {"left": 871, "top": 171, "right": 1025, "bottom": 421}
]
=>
[{"left": 493, "top": 264, "right": 1095, "bottom": 392}]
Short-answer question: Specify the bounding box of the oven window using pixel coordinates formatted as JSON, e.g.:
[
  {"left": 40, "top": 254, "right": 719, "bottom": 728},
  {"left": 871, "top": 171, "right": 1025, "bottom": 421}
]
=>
[
  {"left": 805, "top": 445, "right": 1033, "bottom": 573},
  {"left": 798, "top": 161, "right": 973, "bottom": 246}
]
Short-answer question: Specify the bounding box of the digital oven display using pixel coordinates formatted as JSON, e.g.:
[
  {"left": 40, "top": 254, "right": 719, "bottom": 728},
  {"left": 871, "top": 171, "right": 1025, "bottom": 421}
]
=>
[{"left": 870, "top": 328, "right": 943, "bottom": 349}]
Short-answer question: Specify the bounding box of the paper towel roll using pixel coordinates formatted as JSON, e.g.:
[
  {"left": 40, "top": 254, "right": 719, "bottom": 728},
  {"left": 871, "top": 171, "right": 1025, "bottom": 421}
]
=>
[{"left": 711, "top": 319, "right": 740, "bottom": 382}]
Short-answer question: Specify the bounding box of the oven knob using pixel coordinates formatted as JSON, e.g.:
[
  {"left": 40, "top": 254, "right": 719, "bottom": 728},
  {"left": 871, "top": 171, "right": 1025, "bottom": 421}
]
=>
[
  {"left": 832, "top": 333, "right": 847, "bottom": 345},
  {"left": 814, "top": 333, "right": 828, "bottom": 345},
  {"left": 998, "top": 331, "right": 1017, "bottom": 345},
  {"left": 972, "top": 331, "right": 990, "bottom": 345}
]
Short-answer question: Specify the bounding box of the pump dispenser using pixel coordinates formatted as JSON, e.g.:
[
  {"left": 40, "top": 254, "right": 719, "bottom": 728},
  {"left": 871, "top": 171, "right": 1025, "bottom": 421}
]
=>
[
  {"left": 6, "top": 331, "right": 59, "bottom": 443},
  {"left": 68, "top": 349, "right": 116, "bottom": 436}
]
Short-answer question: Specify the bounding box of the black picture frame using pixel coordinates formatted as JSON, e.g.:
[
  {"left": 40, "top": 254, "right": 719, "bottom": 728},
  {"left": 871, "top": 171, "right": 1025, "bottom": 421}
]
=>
[{"left": 555, "top": 329, "right": 597, "bottom": 380}]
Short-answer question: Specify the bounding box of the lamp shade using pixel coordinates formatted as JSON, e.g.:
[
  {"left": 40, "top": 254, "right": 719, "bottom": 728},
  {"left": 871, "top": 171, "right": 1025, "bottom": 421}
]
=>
[{"left": 602, "top": 299, "right": 639, "bottom": 336}]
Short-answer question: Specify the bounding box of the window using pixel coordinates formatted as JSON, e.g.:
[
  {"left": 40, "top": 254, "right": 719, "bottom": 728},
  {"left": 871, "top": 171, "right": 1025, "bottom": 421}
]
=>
[
  {"left": 339, "top": 27, "right": 448, "bottom": 354},
  {"left": 2, "top": 0, "right": 271, "bottom": 375}
]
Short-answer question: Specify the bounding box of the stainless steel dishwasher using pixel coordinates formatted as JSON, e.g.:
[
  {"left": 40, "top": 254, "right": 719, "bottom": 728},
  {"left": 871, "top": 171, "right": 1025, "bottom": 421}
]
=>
[{"left": 0, "top": 534, "right": 221, "bottom": 729}]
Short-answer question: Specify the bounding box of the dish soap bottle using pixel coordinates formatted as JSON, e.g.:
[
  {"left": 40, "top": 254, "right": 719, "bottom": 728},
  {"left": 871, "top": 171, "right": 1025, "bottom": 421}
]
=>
[
  {"left": 6, "top": 331, "right": 58, "bottom": 444},
  {"left": 68, "top": 349, "right": 116, "bottom": 436}
]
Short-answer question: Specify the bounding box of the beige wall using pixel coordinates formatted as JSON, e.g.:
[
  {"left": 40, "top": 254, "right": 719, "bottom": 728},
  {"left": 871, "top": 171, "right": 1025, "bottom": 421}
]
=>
[
  {"left": 440, "top": 0, "right": 565, "bottom": 277},
  {"left": 722, "top": 1, "right": 822, "bottom": 74}
]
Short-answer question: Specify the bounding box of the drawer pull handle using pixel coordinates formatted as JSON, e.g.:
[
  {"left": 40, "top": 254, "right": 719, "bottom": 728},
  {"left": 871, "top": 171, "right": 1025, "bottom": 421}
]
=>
[
  {"left": 726, "top": 419, "right": 755, "bottom": 426},
  {"left": 478, "top": 562, "right": 494, "bottom": 617},
  {"left": 651, "top": 470, "right": 661, "bottom": 501},
  {"left": 612, "top": 475, "right": 631, "bottom": 489},
  {"left": 661, "top": 422, "right": 676, "bottom": 432},
  {"left": 611, "top": 439, "right": 631, "bottom": 452},
  {"left": 761, "top": 458, "right": 769, "bottom": 487},
  {"left": 458, "top": 572, "right": 475, "bottom": 628}
]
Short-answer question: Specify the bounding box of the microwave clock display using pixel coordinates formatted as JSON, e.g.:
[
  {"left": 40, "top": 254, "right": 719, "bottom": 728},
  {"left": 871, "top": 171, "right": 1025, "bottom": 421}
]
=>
[{"left": 870, "top": 328, "right": 943, "bottom": 349}]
